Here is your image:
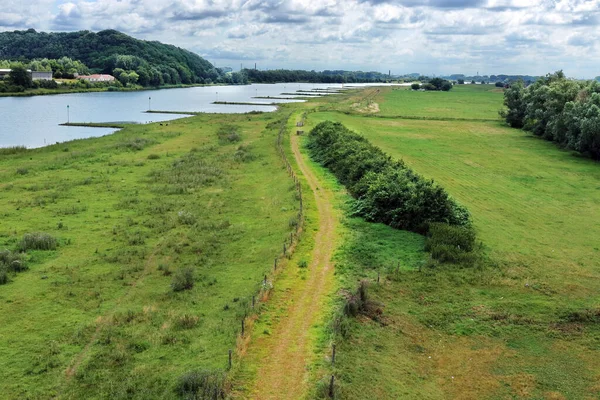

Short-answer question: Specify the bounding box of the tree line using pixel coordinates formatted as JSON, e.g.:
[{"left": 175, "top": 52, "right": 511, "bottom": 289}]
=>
[
  {"left": 411, "top": 77, "right": 453, "bottom": 91},
  {"left": 243, "top": 68, "right": 393, "bottom": 83},
  {"left": 502, "top": 71, "right": 600, "bottom": 159}
]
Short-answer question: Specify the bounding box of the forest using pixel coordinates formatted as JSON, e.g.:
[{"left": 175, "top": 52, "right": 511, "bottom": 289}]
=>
[
  {"left": 0, "top": 29, "right": 227, "bottom": 86},
  {"left": 502, "top": 71, "right": 600, "bottom": 159}
]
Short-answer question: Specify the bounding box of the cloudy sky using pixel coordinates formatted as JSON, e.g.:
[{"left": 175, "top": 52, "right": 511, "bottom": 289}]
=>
[{"left": 1, "top": 0, "right": 599, "bottom": 78}]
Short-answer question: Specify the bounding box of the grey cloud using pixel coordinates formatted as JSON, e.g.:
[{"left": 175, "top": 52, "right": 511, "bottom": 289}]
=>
[
  {"left": 359, "top": 0, "right": 486, "bottom": 8},
  {"left": 170, "top": 9, "right": 230, "bottom": 21},
  {"left": 426, "top": 25, "right": 495, "bottom": 35},
  {"left": 200, "top": 47, "right": 264, "bottom": 60},
  {"left": 568, "top": 35, "right": 595, "bottom": 47},
  {"left": 261, "top": 13, "right": 310, "bottom": 24}
]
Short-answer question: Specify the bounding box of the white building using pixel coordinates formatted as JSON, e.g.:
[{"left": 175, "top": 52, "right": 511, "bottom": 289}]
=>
[{"left": 78, "top": 74, "right": 115, "bottom": 82}]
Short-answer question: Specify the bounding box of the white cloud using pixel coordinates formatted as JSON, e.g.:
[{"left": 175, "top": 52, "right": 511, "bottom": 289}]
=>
[{"left": 0, "top": 0, "right": 598, "bottom": 78}]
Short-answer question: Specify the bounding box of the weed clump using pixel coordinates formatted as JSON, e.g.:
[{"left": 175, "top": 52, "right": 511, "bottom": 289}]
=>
[
  {"left": 115, "top": 138, "right": 157, "bottom": 151},
  {"left": 172, "top": 266, "right": 195, "bottom": 292},
  {"left": 425, "top": 222, "right": 480, "bottom": 265},
  {"left": 175, "top": 370, "right": 227, "bottom": 400},
  {"left": 16, "top": 168, "right": 29, "bottom": 175},
  {"left": 147, "top": 153, "right": 160, "bottom": 160},
  {"left": 233, "top": 145, "right": 255, "bottom": 162},
  {"left": 175, "top": 314, "right": 200, "bottom": 329},
  {"left": 0, "top": 268, "right": 8, "bottom": 285},
  {"left": 18, "top": 232, "right": 58, "bottom": 251},
  {"left": 216, "top": 124, "right": 242, "bottom": 144}
]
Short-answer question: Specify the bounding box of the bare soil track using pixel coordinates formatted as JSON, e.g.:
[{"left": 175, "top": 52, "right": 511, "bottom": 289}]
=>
[{"left": 248, "top": 125, "right": 337, "bottom": 399}]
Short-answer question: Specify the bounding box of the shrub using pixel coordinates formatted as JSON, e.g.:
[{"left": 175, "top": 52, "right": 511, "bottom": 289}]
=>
[
  {"left": 147, "top": 153, "right": 160, "bottom": 160},
  {"left": 425, "top": 223, "right": 478, "bottom": 264},
  {"left": 216, "top": 124, "right": 242, "bottom": 144},
  {"left": 16, "top": 168, "right": 29, "bottom": 175},
  {"left": 411, "top": 83, "right": 420, "bottom": 90},
  {"left": 175, "top": 370, "right": 227, "bottom": 399},
  {"left": 18, "top": 233, "right": 58, "bottom": 251},
  {"left": 172, "top": 266, "right": 195, "bottom": 292},
  {"left": 0, "top": 268, "right": 8, "bottom": 285},
  {"left": 0, "top": 250, "right": 27, "bottom": 272},
  {"left": 495, "top": 81, "right": 505, "bottom": 88}
]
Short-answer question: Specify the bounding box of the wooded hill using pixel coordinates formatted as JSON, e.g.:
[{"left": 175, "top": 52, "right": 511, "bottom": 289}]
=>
[{"left": 0, "top": 29, "right": 222, "bottom": 85}]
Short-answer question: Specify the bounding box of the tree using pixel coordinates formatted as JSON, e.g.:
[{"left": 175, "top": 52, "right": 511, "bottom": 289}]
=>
[
  {"left": 411, "top": 83, "right": 421, "bottom": 90},
  {"left": 495, "top": 81, "right": 504, "bottom": 88},
  {"left": 441, "top": 81, "right": 452, "bottom": 91},
  {"left": 500, "top": 81, "right": 526, "bottom": 128},
  {"left": 457, "top": 79, "right": 465, "bottom": 84},
  {"left": 8, "top": 65, "right": 32, "bottom": 88}
]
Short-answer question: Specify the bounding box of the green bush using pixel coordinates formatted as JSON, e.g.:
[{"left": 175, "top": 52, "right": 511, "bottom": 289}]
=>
[
  {"left": 172, "top": 266, "right": 195, "bottom": 292},
  {"left": 147, "top": 153, "right": 160, "bottom": 160},
  {"left": 18, "top": 233, "right": 58, "bottom": 251},
  {"left": 175, "top": 370, "right": 227, "bottom": 399}
]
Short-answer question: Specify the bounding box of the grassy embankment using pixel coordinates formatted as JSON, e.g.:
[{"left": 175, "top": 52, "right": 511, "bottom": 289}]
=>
[
  {"left": 305, "top": 85, "right": 600, "bottom": 399},
  {"left": 0, "top": 109, "right": 301, "bottom": 399}
]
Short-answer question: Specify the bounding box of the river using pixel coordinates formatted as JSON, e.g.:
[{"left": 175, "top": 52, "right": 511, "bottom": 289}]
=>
[{"left": 0, "top": 82, "right": 399, "bottom": 148}]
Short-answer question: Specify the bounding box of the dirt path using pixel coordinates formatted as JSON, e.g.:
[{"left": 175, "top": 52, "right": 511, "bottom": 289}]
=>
[{"left": 248, "top": 125, "right": 337, "bottom": 399}]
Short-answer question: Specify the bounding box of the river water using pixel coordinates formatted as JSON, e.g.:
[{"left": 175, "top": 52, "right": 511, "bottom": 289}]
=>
[{"left": 0, "top": 82, "right": 398, "bottom": 148}]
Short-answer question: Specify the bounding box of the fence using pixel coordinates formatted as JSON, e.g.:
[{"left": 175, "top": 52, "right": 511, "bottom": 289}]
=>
[{"left": 223, "top": 112, "right": 305, "bottom": 381}]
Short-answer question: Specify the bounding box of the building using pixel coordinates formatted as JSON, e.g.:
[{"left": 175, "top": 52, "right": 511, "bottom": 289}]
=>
[
  {"left": 31, "top": 71, "right": 52, "bottom": 81},
  {"left": 0, "top": 69, "right": 53, "bottom": 80},
  {"left": 78, "top": 74, "right": 115, "bottom": 82}
]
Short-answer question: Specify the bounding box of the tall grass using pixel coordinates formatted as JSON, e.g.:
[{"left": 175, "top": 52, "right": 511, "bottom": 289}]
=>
[
  {"left": 175, "top": 370, "right": 227, "bottom": 399},
  {"left": 18, "top": 233, "right": 58, "bottom": 251},
  {"left": 0, "top": 146, "right": 27, "bottom": 156}
]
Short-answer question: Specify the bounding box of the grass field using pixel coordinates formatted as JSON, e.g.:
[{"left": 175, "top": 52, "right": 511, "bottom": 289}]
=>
[
  {"left": 304, "top": 86, "right": 600, "bottom": 399},
  {"left": 0, "top": 110, "right": 299, "bottom": 399}
]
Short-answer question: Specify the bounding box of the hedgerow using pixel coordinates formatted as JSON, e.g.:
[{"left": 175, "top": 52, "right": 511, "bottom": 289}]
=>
[{"left": 307, "top": 121, "right": 471, "bottom": 233}]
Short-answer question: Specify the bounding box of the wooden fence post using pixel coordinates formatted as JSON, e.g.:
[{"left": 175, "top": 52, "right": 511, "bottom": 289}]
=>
[
  {"left": 329, "top": 375, "right": 335, "bottom": 399},
  {"left": 228, "top": 349, "right": 232, "bottom": 370},
  {"left": 332, "top": 344, "right": 336, "bottom": 365},
  {"left": 241, "top": 319, "right": 245, "bottom": 336}
]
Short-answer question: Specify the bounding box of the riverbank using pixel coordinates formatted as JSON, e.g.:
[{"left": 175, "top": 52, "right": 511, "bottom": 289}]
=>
[{"left": 0, "top": 82, "right": 231, "bottom": 98}]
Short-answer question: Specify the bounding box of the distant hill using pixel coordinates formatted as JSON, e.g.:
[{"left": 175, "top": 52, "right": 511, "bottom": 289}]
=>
[{"left": 0, "top": 29, "right": 222, "bottom": 85}]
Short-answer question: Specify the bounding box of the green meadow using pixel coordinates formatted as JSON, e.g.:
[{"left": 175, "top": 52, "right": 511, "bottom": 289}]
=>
[
  {"left": 305, "top": 86, "right": 600, "bottom": 399},
  {"left": 0, "top": 111, "right": 298, "bottom": 399}
]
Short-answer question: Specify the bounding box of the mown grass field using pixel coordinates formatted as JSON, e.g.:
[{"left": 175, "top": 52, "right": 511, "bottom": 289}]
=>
[
  {"left": 376, "top": 84, "right": 504, "bottom": 120},
  {"left": 305, "top": 86, "right": 600, "bottom": 399},
  {"left": 0, "top": 110, "right": 299, "bottom": 399}
]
